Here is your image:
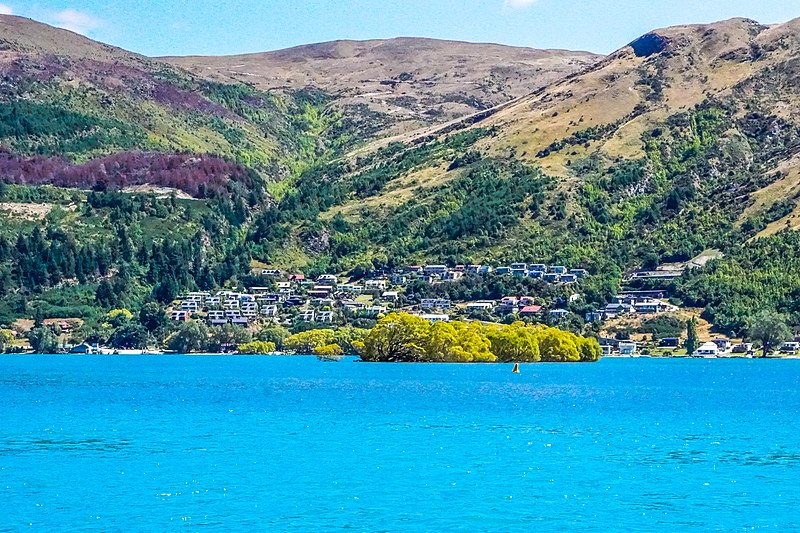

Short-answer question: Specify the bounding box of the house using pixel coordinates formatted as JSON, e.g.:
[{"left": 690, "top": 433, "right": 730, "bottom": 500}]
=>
[
  {"left": 260, "top": 269, "right": 281, "bottom": 277},
  {"left": 423, "top": 265, "right": 449, "bottom": 275},
  {"left": 466, "top": 301, "right": 495, "bottom": 313},
  {"left": 495, "top": 267, "right": 512, "bottom": 275},
  {"left": 180, "top": 301, "right": 199, "bottom": 312},
  {"left": 780, "top": 342, "right": 800, "bottom": 354},
  {"left": 569, "top": 269, "right": 589, "bottom": 278},
  {"left": 511, "top": 268, "right": 527, "bottom": 277},
  {"left": 421, "top": 314, "right": 450, "bottom": 323},
  {"left": 317, "top": 311, "right": 335, "bottom": 323},
  {"left": 170, "top": 311, "right": 189, "bottom": 322},
  {"left": 342, "top": 301, "right": 366, "bottom": 312},
  {"left": 283, "top": 296, "right": 306, "bottom": 307},
  {"left": 603, "top": 303, "right": 635, "bottom": 318},
  {"left": 403, "top": 266, "right": 424, "bottom": 275},
  {"left": 420, "top": 299, "right": 452, "bottom": 310},
  {"left": 549, "top": 309, "right": 569, "bottom": 321},
  {"left": 208, "top": 311, "right": 228, "bottom": 326},
  {"left": 391, "top": 274, "right": 408, "bottom": 285},
  {"left": 454, "top": 265, "right": 466, "bottom": 272},
  {"left": 443, "top": 271, "right": 464, "bottom": 281},
  {"left": 276, "top": 281, "right": 292, "bottom": 291},
  {"left": 510, "top": 263, "right": 527, "bottom": 270},
  {"left": 317, "top": 274, "right": 338, "bottom": 284},
  {"left": 382, "top": 291, "right": 400, "bottom": 302},
  {"left": 365, "top": 279, "right": 388, "bottom": 292},
  {"left": 693, "top": 342, "right": 719, "bottom": 358},
  {"left": 550, "top": 266, "right": 568, "bottom": 275},
  {"left": 289, "top": 273, "right": 306, "bottom": 282},
  {"left": 70, "top": 343, "right": 99, "bottom": 354},
  {"left": 527, "top": 270, "right": 544, "bottom": 279},
  {"left": 601, "top": 345, "right": 614, "bottom": 356},
  {"left": 633, "top": 299, "right": 678, "bottom": 314},
  {"left": 337, "top": 284, "right": 363, "bottom": 294},
  {"left": 619, "top": 342, "right": 638, "bottom": 356},
  {"left": 731, "top": 343, "right": 753, "bottom": 354},
  {"left": 519, "top": 296, "right": 536, "bottom": 306},
  {"left": 659, "top": 337, "right": 680, "bottom": 348},
  {"left": 528, "top": 264, "right": 547, "bottom": 273},
  {"left": 261, "top": 305, "right": 278, "bottom": 318},
  {"left": 308, "top": 286, "right": 334, "bottom": 299},
  {"left": 543, "top": 273, "right": 561, "bottom": 282},
  {"left": 497, "top": 297, "right": 519, "bottom": 315},
  {"left": 560, "top": 274, "right": 578, "bottom": 284},
  {"left": 519, "top": 305, "right": 543, "bottom": 317},
  {"left": 712, "top": 338, "right": 732, "bottom": 353},
  {"left": 585, "top": 311, "right": 603, "bottom": 323},
  {"left": 205, "top": 297, "right": 222, "bottom": 308},
  {"left": 466, "top": 264, "right": 482, "bottom": 274},
  {"left": 297, "top": 310, "right": 316, "bottom": 322}
]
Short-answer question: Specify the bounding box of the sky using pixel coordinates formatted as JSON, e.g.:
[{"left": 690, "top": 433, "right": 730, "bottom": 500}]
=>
[{"left": 1, "top": 0, "right": 798, "bottom": 57}]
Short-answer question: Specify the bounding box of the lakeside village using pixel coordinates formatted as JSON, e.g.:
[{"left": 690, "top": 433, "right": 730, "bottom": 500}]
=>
[{"left": 47, "top": 261, "right": 800, "bottom": 358}]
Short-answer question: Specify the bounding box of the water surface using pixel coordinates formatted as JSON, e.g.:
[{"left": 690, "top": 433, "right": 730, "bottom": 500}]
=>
[{"left": 0, "top": 356, "right": 798, "bottom": 531}]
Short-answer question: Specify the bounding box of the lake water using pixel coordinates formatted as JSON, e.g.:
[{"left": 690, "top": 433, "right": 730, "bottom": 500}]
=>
[{"left": 0, "top": 356, "right": 798, "bottom": 531}]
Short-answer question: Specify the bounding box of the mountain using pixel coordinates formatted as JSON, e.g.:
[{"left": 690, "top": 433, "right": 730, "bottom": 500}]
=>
[
  {"left": 163, "top": 38, "right": 601, "bottom": 138},
  {"left": 256, "top": 17, "right": 800, "bottom": 334},
  {"left": 2, "top": 15, "right": 800, "bottom": 338},
  {"left": 0, "top": 14, "right": 341, "bottom": 189}
]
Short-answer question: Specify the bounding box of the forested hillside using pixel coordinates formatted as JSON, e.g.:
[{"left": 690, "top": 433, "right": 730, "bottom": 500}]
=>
[{"left": 2, "top": 14, "right": 800, "bottom": 343}]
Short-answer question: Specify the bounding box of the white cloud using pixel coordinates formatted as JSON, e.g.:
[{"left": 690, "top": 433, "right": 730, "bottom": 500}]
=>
[
  {"left": 504, "top": 0, "right": 538, "bottom": 9},
  {"left": 49, "top": 8, "right": 105, "bottom": 35},
  {"left": 0, "top": 3, "right": 13, "bottom": 15}
]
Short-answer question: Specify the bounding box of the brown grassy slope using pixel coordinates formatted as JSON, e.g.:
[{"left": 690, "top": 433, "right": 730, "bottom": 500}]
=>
[
  {"left": 335, "top": 18, "right": 800, "bottom": 225},
  {"left": 163, "top": 37, "right": 602, "bottom": 137}
]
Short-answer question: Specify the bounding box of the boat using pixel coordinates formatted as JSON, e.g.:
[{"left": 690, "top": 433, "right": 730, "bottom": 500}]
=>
[{"left": 512, "top": 363, "right": 520, "bottom": 373}]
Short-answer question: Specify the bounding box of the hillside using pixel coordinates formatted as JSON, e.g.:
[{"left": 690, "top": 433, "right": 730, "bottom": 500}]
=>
[
  {"left": 0, "top": 14, "right": 343, "bottom": 187},
  {"left": 2, "top": 15, "right": 800, "bottom": 341},
  {"left": 164, "top": 38, "right": 601, "bottom": 138},
  {"left": 250, "top": 17, "right": 800, "bottom": 335}
]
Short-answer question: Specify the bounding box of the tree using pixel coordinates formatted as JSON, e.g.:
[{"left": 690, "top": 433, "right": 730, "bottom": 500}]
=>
[
  {"left": 284, "top": 329, "right": 336, "bottom": 354},
  {"left": 28, "top": 326, "right": 58, "bottom": 354},
  {"left": 139, "top": 302, "right": 167, "bottom": 333},
  {"left": 360, "top": 313, "right": 430, "bottom": 362},
  {"left": 109, "top": 323, "right": 149, "bottom": 349},
  {"left": 0, "top": 329, "right": 14, "bottom": 352},
  {"left": 209, "top": 324, "right": 252, "bottom": 352},
  {"left": 238, "top": 341, "right": 276, "bottom": 355},
  {"left": 257, "top": 325, "right": 291, "bottom": 349},
  {"left": 96, "top": 280, "right": 116, "bottom": 308},
  {"left": 168, "top": 321, "right": 209, "bottom": 353},
  {"left": 748, "top": 311, "right": 792, "bottom": 358},
  {"left": 486, "top": 322, "right": 540, "bottom": 362},
  {"left": 313, "top": 344, "right": 344, "bottom": 358},
  {"left": 685, "top": 317, "right": 698, "bottom": 355},
  {"left": 539, "top": 328, "right": 580, "bottom": 362},
  {"left": 106, "top": 308, "right": 133, "bottom": 328}
]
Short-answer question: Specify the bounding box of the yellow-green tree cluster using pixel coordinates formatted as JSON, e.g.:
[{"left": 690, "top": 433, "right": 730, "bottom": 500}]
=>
[{"left": 360, "top": 313, "right": 601, "bottom": 363}]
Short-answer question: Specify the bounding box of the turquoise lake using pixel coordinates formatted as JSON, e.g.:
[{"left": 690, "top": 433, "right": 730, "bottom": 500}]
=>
[{"left": 0, "top": 356, "right": 798, "bottom": 531}]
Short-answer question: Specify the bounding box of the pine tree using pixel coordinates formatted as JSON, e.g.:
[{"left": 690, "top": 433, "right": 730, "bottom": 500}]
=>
[{"left": 685, "top": 317, "right": 698, "bottom": 355}]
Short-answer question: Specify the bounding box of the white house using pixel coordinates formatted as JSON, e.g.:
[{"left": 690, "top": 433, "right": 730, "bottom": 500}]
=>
[
  {"left": 317, "top": 311, "right": 334, "bottom": 323},
  {"left": 421, "top": 298, "right": 452, "bottom": 310},
  {"left": 694, "top": 342, "right": 719, "bottom": 358},
  {"left": 208, "top": 310, "right": 228, "bottom": 326}
]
